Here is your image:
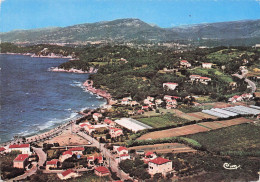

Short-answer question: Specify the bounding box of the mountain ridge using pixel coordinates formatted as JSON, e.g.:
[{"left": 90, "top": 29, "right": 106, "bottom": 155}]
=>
[{"left": 1, "top": 18, "right": 260, "bottom": 46}]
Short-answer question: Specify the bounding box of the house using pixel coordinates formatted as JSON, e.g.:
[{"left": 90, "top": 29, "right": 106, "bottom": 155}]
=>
[
  {"left": 143, "top": 151, "right": 157, "bottom": 163},
  {"left": 202, "top": 62, "right": 213, "bottom": 69},
  {"left": 166, "top": 104, "right": 177, "bottom": 109},
  {"left": 85, "top": 124, "right": 95, "bottom": 134},
  {"left": 68, "top": 147, "right": 84, "bottom": 155},
  {"left": 137, "top": 110, "right": 145, "bottom": 115},
  {"left": 58, "top": 169, "right": 79, "bottom": 180},
  {"left": 163, "top": 83, "right": 178, "bottom": 90},
  {"left": 94, "top": 154, "right": 103, "bottom": 164},
  {"left": 93, "top": 113, "right": 102, "bottom": 121},
  {"left": 0, "top": 147, "right": 6, "bottom": 154},
  {"left": 164, "top": 95, "right": 173, "bottom": 101},
  {"left": 155, "top": 99, "right": 163, "bottom": 106},
  {"left": 148, "top": 157, "right": 173, "bottom": 176},
  {"left": 199, "top": 77, "right": 211, "bottom": 84},
  {"left": 8, "top": 144, "right": 31, "bottom": 154},
  {"left": 13, "top": 154, "right": 29, "bottom": 168},
  {"left": 116, "top": 153, "right": 131, "bottom": 163},
  {"left": 59, "top": 151, "right": 73, "bottom": 162},
  {"left": 109, "top": 128, "right": 123, "bottom": 138},
  {"left": 142, "top": 105, "right": 150, "bottom": 111},
  {"left": 46, "top": 159, "right": 58, "bottom": 170},
  {"left": 121, "top": 97, "right": 132, "bottom": 105},
  {"left": 166, "top": 99, "right": 177, "bottom": 105},
  {"left": 180, "top": 60, "right": 191, "bottom": 68},
  {"left": 189, "top": 75, "right": 201, "bottom": 82},
  {"left": 114, "top": 146, "right": 128, "bottom": 155},
  {"left": 94, "top": 166, "right": 110, "bottom": 177},
  {"left": 104, "top": 118, "right": 115, "bottom": 127}
]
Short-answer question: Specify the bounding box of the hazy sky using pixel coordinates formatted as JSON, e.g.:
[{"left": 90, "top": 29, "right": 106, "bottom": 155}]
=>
[{"left": 1, "top": 0, "right": 260, "bottom": 32}]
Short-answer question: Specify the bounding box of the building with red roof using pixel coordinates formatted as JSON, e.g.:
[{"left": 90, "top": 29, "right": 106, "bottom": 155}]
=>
[
  {"left": 13, "top": 154, "right": 29, "bottom": 168},
  {"left": 94, "top": 166, "right": 110, "bottom": 177},
  {"left": 93, "top": 113, "right": 102, "bottom": 121},
  {"left": 59, "top": 151, "right": 73, "bottom": 162},
  {"left": 68, "top": 147, "right": 84, "bottom": 155},
  {"left": 9, "top": 144, "right": 31, "bottom": 154},
  {"left": 58, "top": 169, "right": 79, "bottom": 180},
  {"left": 104, "top": 118, "right": 115, "bottom": 127},
  {"left": 180, "top": 60, "right": 191, "bottom": 68},
  {"left": 46, "top": 159, "right": 58, "bottom": 170},
  {"left": 109, "top": 127, "right": 123, "bottom": 138},
  {"left": 148, "top": 157, "right": 173, "bottom": 176},
  {"left": 114, "top": 146, "right": 128, "bottom": 155},
  {"left": 0, "top": 147, "right": 6, "bottom": 153}
]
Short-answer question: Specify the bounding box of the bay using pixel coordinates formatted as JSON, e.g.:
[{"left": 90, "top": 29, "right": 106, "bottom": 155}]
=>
[{"left": 0, "top": 54, "right": 105, "bottom": 143}]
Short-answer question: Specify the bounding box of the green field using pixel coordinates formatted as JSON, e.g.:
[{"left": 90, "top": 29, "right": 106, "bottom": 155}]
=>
[
  {"left": 186, "top": 124, "right": 260, "bottom": 155},
  {"left": 206, "top": 49, "right": 255, "bottom": 64},
  {"left": 137, "top": 113, "right": 190, "bottom": 128}
]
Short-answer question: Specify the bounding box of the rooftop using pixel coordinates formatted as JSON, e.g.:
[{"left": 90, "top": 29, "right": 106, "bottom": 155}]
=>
[
  {"left": 149, "top": 157, "right": 171, "bottom": 165},
  {"left": 14, "top": 154, "right": 29, "bottom": 162}
]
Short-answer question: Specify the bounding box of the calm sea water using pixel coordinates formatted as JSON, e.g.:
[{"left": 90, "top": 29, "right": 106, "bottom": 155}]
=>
[{"left": 0, "top": 54, "right": 105, "bottom": 143}]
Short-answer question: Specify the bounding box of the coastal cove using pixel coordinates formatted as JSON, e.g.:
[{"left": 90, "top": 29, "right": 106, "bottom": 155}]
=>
[{"left": 0, "top": 54, "right": 106, "bottom": 143}]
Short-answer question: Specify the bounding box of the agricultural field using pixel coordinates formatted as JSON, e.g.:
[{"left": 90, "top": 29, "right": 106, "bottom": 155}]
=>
[
  {"left": 137, "top": 117, "right": 253, "bottom": 140},
  {"left": 186, "top": 123, "right": 260, "bottom": 154},
  {"left": 136, "top": 113, "right": 190, "bottom": 128},
  {"left": 128, "top": 143, "right": 196, "bottom": 154}
]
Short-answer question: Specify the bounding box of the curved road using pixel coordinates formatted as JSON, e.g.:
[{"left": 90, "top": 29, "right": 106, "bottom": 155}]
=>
[
  {"left": 232, "top": 74, "right": 256, "bottom": 93},
  {"left": 32, "top": 147, "right": 47, "bottom": 167}
]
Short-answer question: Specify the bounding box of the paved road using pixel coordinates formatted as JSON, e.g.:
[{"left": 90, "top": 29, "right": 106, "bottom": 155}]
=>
[
  {"left": 232, "top": 73, "right": 256, "bottom": 93},
  {"left": 77, "top": 131, "right": 131, "bottom": 181},
  {"left": 7, "top": 165, "right": 37, "bottom": 182},
  {"left": 32, "top": 147, "right": 47, "bottom": 166}
]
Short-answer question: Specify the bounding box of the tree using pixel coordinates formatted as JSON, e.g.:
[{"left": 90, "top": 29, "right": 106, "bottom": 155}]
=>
[{"left": 119, "top": 159, "right": 134, "bottom": 174}]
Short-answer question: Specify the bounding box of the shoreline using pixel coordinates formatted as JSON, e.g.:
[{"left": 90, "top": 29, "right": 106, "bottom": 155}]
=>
[
  {"left": 0, "top": 53, "right": 108, "bottom": 147},
  {"left": 0, "top": 52, "right": 73, "bottom": 59}
]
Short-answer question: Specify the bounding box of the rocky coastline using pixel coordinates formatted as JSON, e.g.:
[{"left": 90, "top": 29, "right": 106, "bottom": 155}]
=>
[{"left": 49, "top": 67, "right": 98, "bottom": 74}]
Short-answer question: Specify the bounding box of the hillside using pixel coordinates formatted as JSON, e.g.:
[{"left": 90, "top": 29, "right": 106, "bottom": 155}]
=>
[{"left": 1, "top": 18, "right": 260, "bottom": 45}]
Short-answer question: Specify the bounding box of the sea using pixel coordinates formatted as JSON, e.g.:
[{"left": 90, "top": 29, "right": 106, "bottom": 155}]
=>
[{"left": 0, "top": 54, "right": 106, "bottom": 143}]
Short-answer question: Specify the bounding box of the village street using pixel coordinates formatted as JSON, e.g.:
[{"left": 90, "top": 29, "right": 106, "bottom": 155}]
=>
[
  {"left": 76, "top": 131, "right": 131, "bottom": 181},
  {"left": 232, "top": 73, "right": 256, "bottom": 93}
]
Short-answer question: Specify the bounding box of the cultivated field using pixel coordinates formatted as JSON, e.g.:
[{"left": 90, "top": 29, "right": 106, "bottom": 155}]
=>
[
  {"left": 129, "top": 143, "right": 196, "bottom": 154},
  {"left": 186, "top": 123, "right": 260, "bottom": 153},
  {"left": 137, "top": 117, "right": 253, "bottom": 140}
]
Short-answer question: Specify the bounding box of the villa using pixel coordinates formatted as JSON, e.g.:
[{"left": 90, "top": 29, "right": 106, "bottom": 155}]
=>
[
  {"left": 95, "top": 166, "right": 110, "bottom": 177},
  {"left": 13, "top": 154, "right": 29, "bottom": 168},
  {"left": 8, "top": 144, "right": 31, "bottom": 155},
  {"left": 148, "top": 157, "right": 173, "bottom": 176},
  {"left": 60, "top": 151, "right": 73, "bottom": 162},
  {"left": 180, "top": 60, "right": 191, "bottom": 68},
  {"left": 58, "top": 169, "right": 79, "bottom": 180},
  {"left": 104, "top": 118, "right": 115, "bottom": 127},
  {"left": 68, "top": 147, "right": 84, "bottom": 155},
  {"left": 163, "top": 82, "right": 178, "bottom": 90},
  {"left": 46, "top": 159, "right": 58, "bottom": 170},
  {"left": 93, "top": 113, "right": 102, "bottom": 121},
  {"left": 109, "top": 128, "right": 123, "bottom": 138},
  {"left": 202, "top": 62, "right": 213, "bottom": 69}
]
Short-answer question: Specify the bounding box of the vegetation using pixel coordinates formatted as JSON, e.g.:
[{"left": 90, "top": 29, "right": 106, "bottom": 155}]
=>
[
  {"left": 186, "top": 124, "right": 260, "bottom": 156},
  {"left": 137, "top": 113, "right": 190, "bottom": 128},
  {"left": 1, "top": 43, "right": 259, "bottom": 102}
]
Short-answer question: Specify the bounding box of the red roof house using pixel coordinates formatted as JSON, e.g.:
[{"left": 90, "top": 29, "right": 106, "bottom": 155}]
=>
[
  {"left": 95, "top": 166, "right": 110, "bottom": 176},
  {"left": 13, "top": 154, "right": 29, "bottom": 168}
]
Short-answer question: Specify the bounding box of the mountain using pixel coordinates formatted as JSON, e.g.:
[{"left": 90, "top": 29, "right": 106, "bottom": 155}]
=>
[{"left": 1, "top": 18, "right": 260, "bottom": 46}]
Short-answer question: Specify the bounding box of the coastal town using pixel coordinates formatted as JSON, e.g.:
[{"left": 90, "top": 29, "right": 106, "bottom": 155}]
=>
[{"left": 1, "top": 43, "right": 260, "bottom": 182}]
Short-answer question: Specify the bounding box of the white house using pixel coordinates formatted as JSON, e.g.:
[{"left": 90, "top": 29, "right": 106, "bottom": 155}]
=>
[
  {"left": 68, "top": 147, "right": 84, "bottom": 155},
  {"left": 93, "top": 113, "right": 102, "bottom": 121},
  {"left": 199, "top": 77, "right": 211, "bottom": 84},
  {"left": 202, "top": 63, "right": 213, "bottom": 69},
  {"left": 190, "top": 75, "right": 201, "bottom": 82},
  {"left": 180, "top": 60, "right": 191, "bottom": 68},
  {"left": 114, "top": 146, "right": 128, "bottom": 155},
  {"left": 8, "top": 144, "right": 31, "bottom": 155},
  {"left": 148, "top": 157, "right": 173, "bottom": 176},
  {"left": 163, "top": 83, "right": 178, "bottom": 90},
  {"left": 109, "top": 128, "right": 123, "bottom": 138}
]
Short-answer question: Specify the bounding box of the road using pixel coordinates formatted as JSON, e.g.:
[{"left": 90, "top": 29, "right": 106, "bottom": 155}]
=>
[
  {"left": 7, "top": 164, "right": 37, "bottom": 182},
  {"left": 77, "top": 131, "right": 131, "bottom": 181},
  {"left": 32, "top": 147, "right": 47, "bottom": 167},
  {"left": 232, "top": 73, "right": 256, "bottom": 93}
]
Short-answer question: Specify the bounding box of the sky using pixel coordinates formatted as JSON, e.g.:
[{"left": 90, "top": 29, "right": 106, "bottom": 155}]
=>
[{"left": 0, "top": 0, "right": 260, "bottom": 32}]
